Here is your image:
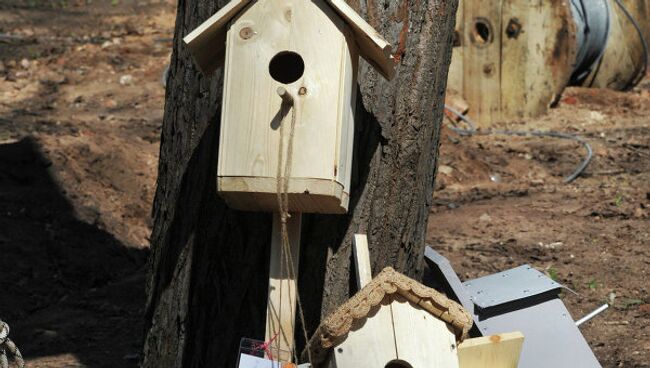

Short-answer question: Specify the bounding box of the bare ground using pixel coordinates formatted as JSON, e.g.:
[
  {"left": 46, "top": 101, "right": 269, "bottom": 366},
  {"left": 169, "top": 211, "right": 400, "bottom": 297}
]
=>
[{"left": 0, "top": 1, "right": 647, "bottom": 367}]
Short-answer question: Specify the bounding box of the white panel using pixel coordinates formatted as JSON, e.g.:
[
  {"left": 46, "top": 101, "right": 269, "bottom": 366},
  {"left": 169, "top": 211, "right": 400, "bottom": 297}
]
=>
[
  {"left": 391, "top": 297, "right": 460, "bottom": 368},
  {"left": 332, "top": 304, "right": 398, "bottom": 368}
]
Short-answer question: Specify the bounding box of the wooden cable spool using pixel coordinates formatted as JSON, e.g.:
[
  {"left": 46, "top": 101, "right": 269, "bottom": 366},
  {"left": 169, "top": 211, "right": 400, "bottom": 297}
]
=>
[
  {"left": 448, "top": 0, "right": 578, "bottom": 126},
  {"left": 447, "top": 0, "right": 649, "bottom": 127},
  {"left": 582, "top": 0, "right": 649, "bottom": 90}
]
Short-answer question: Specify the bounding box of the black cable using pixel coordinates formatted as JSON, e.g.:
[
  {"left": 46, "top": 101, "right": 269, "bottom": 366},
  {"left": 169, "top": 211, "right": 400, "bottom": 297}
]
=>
[
  {"left": 443, "top": 105, "right": 593, "bottom": 184},
  {"left": 613, "top": 0, "right": 648, "bottom": 90}
]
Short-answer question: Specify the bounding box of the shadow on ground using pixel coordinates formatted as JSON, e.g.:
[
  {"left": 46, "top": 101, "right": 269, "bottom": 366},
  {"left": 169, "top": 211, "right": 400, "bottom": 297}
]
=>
[{"left": 0, "top": 137, "right": 147, "bottom": 367}]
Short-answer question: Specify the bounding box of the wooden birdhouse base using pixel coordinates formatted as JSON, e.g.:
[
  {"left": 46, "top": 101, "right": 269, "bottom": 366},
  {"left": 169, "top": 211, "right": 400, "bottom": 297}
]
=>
[{"left": 218, "top": 176, "right": 349, "bottom": 214}]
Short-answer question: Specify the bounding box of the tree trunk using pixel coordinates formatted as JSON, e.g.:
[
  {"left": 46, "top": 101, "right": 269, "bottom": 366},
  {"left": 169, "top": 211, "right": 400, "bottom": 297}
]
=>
[{"left": 143, "top": 1, "right": 458, "bottom": 367}]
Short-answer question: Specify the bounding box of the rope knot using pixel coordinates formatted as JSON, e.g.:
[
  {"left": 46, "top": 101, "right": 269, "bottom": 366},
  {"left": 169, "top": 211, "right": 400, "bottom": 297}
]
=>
[
  {"left": 0, "top": 320, "right": 24, "bottom": 368},
  {"left": 0, "top": 321, "right": 8, "bottom": 345}
]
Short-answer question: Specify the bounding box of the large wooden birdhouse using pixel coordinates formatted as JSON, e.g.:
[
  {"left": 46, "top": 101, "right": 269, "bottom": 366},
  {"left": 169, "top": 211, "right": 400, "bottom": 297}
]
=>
[
  {"left": 184, "top": 0, "right": 395, "bottom": 214},
  {"left": 308, "top": 267, "right": 474, "bottom": 368}
]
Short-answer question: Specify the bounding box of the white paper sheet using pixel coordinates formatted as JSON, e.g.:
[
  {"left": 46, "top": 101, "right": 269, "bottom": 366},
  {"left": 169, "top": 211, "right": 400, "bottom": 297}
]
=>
[{"left": 238, "top": 353, "right": 282, "bottom": 368}]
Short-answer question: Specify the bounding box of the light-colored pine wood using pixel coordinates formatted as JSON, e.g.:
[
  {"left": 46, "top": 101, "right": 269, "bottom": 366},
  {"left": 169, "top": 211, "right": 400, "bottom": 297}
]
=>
[
  {"left": 265, "top": 213, "right": 302, "bottom": 362},
  {"left": 458, "top": 331, "right": 524, "bottom": 368},
  {"left": 331, "top": 303, "right": 398, "bottom": 368},
  {"left": 325, "top": 0, "right": 395, "bottom": 80},
  {"left": 183, "top": 0, "right": 252, "bottom": 73},
  {"left": 391, "top": 296, "right": 460, "bottom": 368},
  {"left": 217, "top": 177, "right": 348, "bottom": 214},
  {"left": 352, "top": 234, "right": 372, "bottom": 289},
  {"left": 218, "top": 0, "right": 358, "bottom": 215}
]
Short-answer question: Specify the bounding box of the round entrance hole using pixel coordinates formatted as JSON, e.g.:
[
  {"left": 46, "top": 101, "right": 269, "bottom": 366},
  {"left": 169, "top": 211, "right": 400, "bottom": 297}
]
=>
[
  {"left": 269, "top": 51, "right": 305, "bottom": 84},
  {"left": 471, "top": 17, "right": 493, "bottom": 46},
  {"left": 385, "top": 360, "right": 413, "bottom": 368}
]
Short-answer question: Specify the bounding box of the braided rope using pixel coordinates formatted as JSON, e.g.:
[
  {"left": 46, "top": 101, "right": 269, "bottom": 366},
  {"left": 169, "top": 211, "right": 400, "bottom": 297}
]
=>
[
  {"left": 274, "top": 87, "right": 312, "bottom": 365},
  {"left": 0, "top": 321, "right": 24, "bottom": 368}
]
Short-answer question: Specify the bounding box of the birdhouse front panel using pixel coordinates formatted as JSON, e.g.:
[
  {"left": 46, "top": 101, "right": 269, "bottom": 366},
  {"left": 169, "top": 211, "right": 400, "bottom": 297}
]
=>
[
  {"left": 217, "top": 0, "right": 359, "bottom": 214},
  {"left": 328, "top": 299, "right": 460, "bottom": 368}
]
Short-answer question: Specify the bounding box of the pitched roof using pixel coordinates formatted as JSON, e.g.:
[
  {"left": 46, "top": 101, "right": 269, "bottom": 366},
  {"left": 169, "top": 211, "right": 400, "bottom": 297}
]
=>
[
  {"left": 183, "top": 0, "right": 395, "bottom": 79},
  {"left": 306, "top": 267, "right": 473, "bottom": 364}
]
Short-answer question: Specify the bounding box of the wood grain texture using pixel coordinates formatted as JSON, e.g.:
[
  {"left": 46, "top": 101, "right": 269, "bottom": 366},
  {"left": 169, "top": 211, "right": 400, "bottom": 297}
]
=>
[
  {"left": 330, "top": 304, "right": 397, "bottom": 368},
  {"left": 265, "top": 213, "right": 302, "bottom": 362},
  {"left": 218, "top": 177, "right": 348, "bottom": 214},
  {"left": 462, "top": 0, "right": 501, "bottom": 125},
  {"left": 352, "top": 234, "right": 371, "bottom": 288},
  {"left": 183, "top": 0, "right": 252, "bottom": 74},
  {"left": 446, "top": 3, "right": 464, "bottom": 95},
  {"left": 325, "top": 0, "right": 396, "bottom": 79},
  {"left": 447, "top": 0, "right": 576, "bottom": 126},
  {"left": 458, "top": 332, "right": 524, "bottom": 368},
  {"left": 500, "top": 0, "right": 575, "bottom": 121},
  {"left": 218, "top": 0, "right": 357, "bottom": 214},
  {"left": 391, "top": 297, "right": 459, "bottom": 368},
  {"left": 143, "top": 0, "right": 458, "bottom": 366}
]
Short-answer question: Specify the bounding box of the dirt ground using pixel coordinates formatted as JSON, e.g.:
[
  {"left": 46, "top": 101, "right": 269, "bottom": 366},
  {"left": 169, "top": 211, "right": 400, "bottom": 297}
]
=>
[
  {"left": 430, "top": 85, "right": 650, "bottom": 367},
  {"left": 0, "top": 0, "right": 171, "bottom": 366},
  {"left": 0, "top": 1, "right": 647, "bottom": 367}
]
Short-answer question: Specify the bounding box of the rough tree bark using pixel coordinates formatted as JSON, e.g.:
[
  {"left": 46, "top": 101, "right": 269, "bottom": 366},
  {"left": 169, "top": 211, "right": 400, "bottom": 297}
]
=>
[{"left": 143, "top": 0, "right": 458, "bottom": 367}]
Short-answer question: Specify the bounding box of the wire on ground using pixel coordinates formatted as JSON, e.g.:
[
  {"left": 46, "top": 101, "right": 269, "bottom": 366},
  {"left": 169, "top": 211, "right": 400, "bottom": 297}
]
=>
[{"left": 443, "top": 105, "right": 593, "bottom": 184}]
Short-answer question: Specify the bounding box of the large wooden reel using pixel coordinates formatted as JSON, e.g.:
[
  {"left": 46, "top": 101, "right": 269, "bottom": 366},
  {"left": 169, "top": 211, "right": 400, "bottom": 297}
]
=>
[{"left": 448, "top": 0, "right": 578, "bottom": 126}]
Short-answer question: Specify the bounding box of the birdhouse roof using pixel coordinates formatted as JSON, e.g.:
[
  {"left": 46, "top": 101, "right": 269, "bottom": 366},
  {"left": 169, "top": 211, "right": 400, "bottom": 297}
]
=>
[
  {"left": 306, "top": 267, "right": 473, "bottom": 364},
  {"left": 183, "top": 0, "right": 395, "bottom": 79}
]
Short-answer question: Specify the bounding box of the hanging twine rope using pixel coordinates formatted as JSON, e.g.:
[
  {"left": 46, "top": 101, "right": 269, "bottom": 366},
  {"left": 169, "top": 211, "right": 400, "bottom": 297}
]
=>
[
  {"left": 274, "top": 87, "right": 313, "bottom": 366},
  {"left": 0, "top": 321, "right": 24, "bottom": 368}
]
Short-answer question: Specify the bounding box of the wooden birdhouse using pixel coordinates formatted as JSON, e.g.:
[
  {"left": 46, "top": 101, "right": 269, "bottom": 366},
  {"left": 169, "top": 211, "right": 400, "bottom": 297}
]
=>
[
  {"left": 308, "top": 267, "right": 474, "bottom": 368},
  {"left": 184, "top": 0, "right": 395, "bottom": 214}
]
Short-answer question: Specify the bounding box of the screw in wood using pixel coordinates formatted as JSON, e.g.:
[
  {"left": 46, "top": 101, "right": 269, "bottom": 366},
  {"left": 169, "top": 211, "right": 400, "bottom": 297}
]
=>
[{"left": 239, "top": 27, "right": 255, "bottom": 40}]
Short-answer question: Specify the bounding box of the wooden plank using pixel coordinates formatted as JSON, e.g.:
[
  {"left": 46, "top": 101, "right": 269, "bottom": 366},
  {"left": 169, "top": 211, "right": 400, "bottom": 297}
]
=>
[
  {"left": 335, "top": 28, "right": 359, "bottom": 203},
  {"left": 462, "top": 0, "right": 502, "bottom": 125},
  {"left": 391, "top": 296, "right": 460, "bottom": 368},
  {"left": 218, "top": 177, "right": 349, "bottom": 214},
  {"left": 325, "top": 0, "right": 395, "bottom": 80},
  {"left": 458, "top": 331, "right": 524, "bottom": 368},
  {"left": 447, "top": 0, "right": 465, "bottom": 96},
  {"left": 498, "top": 0, "right": 527, "bottom": 121},
  {"left": 352, "top": 234, "right": 372, "bottom": 289},
  {"left": 183, "top": 0, "right": 252, "bottom": 74},
  {"left": 331, "top": 304, "right": 398, "bottom": 367},
  {"left": 500, "top": 1, "right": 574, "bottom": 120},
  {"left": 265, "top": 213, "right": 302, "bottom": 362}
]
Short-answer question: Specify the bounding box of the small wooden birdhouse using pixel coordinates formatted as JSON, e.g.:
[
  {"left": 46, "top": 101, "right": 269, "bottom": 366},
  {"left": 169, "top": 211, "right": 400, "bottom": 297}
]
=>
[
  {"left": 307, "top": 267, "right": 473, "bottom": 368},
  {"left": 184, "top": 0, "right": 395, "bottom": 214}
]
